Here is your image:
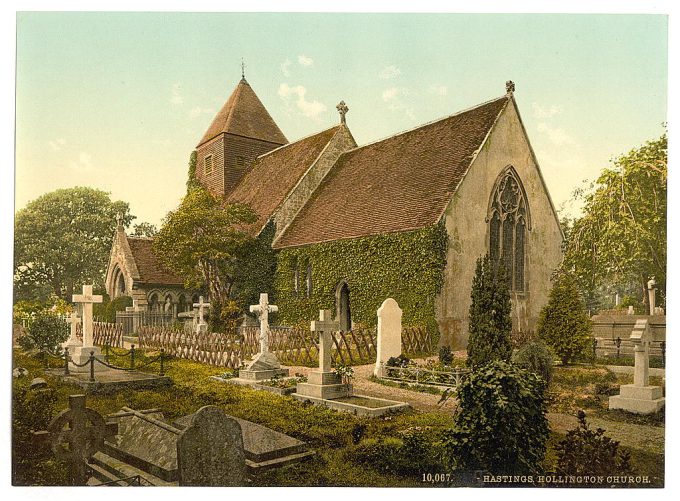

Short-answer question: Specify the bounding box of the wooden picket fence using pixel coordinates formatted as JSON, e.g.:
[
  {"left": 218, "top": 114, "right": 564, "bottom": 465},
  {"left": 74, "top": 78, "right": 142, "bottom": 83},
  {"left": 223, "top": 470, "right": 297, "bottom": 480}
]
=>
[
  {"left": 135, "top": 324, "right": 433, "bottom": 369},
  {"left": 75, "top": 321, "right": 124, "bottom": 348}
]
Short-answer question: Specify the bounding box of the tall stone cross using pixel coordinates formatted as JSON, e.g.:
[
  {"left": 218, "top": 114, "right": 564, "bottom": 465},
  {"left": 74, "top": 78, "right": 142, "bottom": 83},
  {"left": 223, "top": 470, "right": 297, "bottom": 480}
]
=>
[
  {"left": 311, "top": 309, "right": 340, "bottom": 373},
  {"left": 647, "top": 277, "right": 657, "bottom": 314},
  {"left": 250, "top": 293, "right": 278, "bottom": 354},
  {"left": 72, "top": 285, "right": 102, "bottom": 347},
  {"left": 193, "top": 296, "right": 211, "bottom": 329},
  {"left": 336, "top": 101, "right": 349, "bottom": 125}
]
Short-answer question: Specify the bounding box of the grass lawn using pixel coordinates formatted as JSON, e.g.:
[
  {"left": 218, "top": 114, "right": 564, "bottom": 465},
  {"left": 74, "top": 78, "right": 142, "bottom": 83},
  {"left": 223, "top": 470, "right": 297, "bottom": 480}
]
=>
[{"left": 12, "top": 349, "right": 665, "bottom": 487}]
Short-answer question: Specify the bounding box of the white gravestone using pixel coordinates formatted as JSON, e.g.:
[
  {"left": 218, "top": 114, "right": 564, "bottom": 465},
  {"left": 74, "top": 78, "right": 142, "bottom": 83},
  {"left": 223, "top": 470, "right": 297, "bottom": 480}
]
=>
[
  {"left": 294, "top": 309, "right": 349, "bottom": 400},
  {"left": 609, "top": 319, "right": 665, "bottom": 414},
  {"left": 647, "top": 277, "right": 656, "bottom": 315},
  {"left": 374, "top": 298, "right": 403, "bottom": 377},
  {"left": 70, "top": 285, "right": 104, "bottom": 372},
  {"left": 239, "top": 293, "right": 288, "bottom": 380},
  {"left": 62, "top": 312, "right": 82, "bottom": 352},
  {"left": 192, "top": 296, "right": 211, "bottom": 334}
]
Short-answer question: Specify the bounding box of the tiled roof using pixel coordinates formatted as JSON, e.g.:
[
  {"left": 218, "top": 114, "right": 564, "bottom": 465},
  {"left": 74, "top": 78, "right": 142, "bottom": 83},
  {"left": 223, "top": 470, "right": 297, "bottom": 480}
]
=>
[
  {"left": 227, "top": 125, "right": 343, "bottom": 232},
  {"left": 126, "top": 237, "right": 185, "bottom": 286},
  {"left": 197, "top": 78, "right": 288, "bottom": 147},
  {"left": 274, "top": 96, "right": 509, "bottom": 249}
]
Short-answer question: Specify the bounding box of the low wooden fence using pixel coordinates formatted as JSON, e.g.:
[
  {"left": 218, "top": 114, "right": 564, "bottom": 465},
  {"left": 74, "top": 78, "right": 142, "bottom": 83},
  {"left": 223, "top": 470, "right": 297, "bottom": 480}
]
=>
[
  {"left": 136, "top": 324, "right": 433, "bottom": 369},
  {"left": 75, "top": 322, "right": 124, "bottom": 348}
]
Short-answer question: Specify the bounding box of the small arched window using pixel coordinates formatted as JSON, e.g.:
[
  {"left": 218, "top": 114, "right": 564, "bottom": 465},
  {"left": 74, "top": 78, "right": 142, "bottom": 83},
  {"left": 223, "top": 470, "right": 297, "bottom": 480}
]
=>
[
  {"left": 487, "top": 167, "right": 530, "bottom": 292},
  {"left": 305, "top": 260, "right": 313, "bottom": 298}
]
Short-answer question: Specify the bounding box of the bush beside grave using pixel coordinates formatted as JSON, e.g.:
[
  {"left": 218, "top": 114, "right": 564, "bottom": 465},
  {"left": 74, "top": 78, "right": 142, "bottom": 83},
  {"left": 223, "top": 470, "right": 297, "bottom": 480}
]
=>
[
  {"left": 512, "top": 340, "right": 555, "bottom": 385},
  {"left": 442, "top": 360, "right": 549, "bottom": 475},
  {"left": 19, "top": 311, "right": 69, "bottom": 353},
  {"left": 537, "top": 270, "right": 592, "bottom": 365}
]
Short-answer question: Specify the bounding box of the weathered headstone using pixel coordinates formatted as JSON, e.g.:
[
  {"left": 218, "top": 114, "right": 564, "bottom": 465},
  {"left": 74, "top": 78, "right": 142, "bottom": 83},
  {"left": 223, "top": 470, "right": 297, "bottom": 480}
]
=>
[
  {"left": 69, "top": 285, "right": 104, "bottom": 373},
  {"left": 192, "top": 296, "right": 210, "bottom": 333},
  {"left": 609, "top": 319, "right": 665, "bottom": 414},
  {"left": 648, "top": 277, "right": 657, "bottom": 315},
  {"left": 374, "top": 298, "right": 403, "bottom": 377},
  {"left": 239, "top": 293, "right": 288, "bottom": 380},
  {"left": 294, "top": 309, "right": 349, "bottom": 400},
  {"left": 176, "top": 406, "right": 246, "bottom": 486}
]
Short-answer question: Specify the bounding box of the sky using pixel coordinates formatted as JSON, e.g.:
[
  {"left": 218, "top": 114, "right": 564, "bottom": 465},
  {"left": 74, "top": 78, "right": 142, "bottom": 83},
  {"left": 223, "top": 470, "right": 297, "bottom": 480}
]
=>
[{"left": 14, "top": 12, "right": 668, "bottom": 229}]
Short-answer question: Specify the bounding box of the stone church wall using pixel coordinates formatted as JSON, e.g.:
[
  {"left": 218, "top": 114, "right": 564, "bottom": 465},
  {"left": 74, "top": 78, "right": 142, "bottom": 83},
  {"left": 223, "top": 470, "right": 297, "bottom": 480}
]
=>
[{"left": 436, "top": 99, "right": 563, "bottom": 349}]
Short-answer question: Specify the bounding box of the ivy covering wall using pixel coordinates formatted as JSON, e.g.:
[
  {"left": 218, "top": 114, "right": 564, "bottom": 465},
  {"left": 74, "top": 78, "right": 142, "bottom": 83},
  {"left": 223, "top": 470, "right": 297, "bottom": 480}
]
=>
[
  {"left": 274, "top": 221, "right": 448, "bottom": 340},
  {"left": 232, "top": 221, "right": 277, "bottom": 311}
]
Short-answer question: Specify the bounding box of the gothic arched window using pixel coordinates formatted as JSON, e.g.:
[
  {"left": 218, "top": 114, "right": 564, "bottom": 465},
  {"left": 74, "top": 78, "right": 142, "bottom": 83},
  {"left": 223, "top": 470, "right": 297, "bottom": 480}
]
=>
[{"left": 487, "top": 167, "right": 530, "bottom": 292}]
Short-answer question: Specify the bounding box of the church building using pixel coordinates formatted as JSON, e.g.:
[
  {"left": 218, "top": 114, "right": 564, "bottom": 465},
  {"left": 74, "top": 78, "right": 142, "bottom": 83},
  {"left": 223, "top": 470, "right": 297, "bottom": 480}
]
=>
[{"left": 107, "top": 75, "right": 563, "bottom": 348}]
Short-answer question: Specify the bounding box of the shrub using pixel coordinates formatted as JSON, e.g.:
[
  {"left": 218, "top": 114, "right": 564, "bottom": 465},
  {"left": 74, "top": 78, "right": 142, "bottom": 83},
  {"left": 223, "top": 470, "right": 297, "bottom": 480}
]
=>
[
  {"left": 442, "top": 360, "right": 549, "bottom": 475},
  {"left": 20, "top": 311, "right": 68, "bottom": 353},
  {"left": 512, "top": 341, "right": 555, "bottom": 385},
  {"left": 466, "top": 255, "right": 512, "bottom": 369},
  {"left": 386, "top": 354, "right": 410, "bottom": 367},
  {"left": 93, "top": 294, "right": 132, "bottom": 323},
  {"left": 438, "top": 346, "right": 454, "bottom": 365},
  {"left": 537, "top": 271, "right": 592, "bottom": 365},
  {"left": 511, "top": 329, "right": 535, "bottom": 349},
  {"left": 555, "top": 410, "right": 632, "bottom": 476}
]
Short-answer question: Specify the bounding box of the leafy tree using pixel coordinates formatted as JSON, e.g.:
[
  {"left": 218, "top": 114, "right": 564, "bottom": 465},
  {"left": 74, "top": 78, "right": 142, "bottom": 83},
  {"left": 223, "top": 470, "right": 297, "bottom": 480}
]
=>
[
  {"left": 555, "top": 410, "right": 632, "bottom": 476},
  {"left": 564, "top": 133, "right": 667, "bottom": 313},
  {"left": 132, "top": 222, "right": 158, "bottom": 237},
  {"left": 14, "top": 187, "right": 134, "bottom": 301},
  {"left": 186, "top": 150, "right": 200, "bottom": 193},
  {"left": 152, "top": 187, "right": 257, "bottom": 329},
  {"left": 442, "top": 360, "right": 549, "bottom": 475},
  {"left": 466, "top": 254, "right": 512, "bottom": 368},
  {"left": 537, "top": 271, "right": 592, "bottom": 365}
]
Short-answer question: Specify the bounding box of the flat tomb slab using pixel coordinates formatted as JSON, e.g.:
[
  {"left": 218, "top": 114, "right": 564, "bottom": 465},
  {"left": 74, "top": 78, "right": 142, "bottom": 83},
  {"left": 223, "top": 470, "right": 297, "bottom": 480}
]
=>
[
  {"left": 291, "top": 393, "right": 410, "bottom": 417},
  {"left": 210, "top": 375, "right": 297, "bottom": 396},
  {"left": 237, "top": 368, "right": 290, "bottom": 381},
  {"left": 46, "top": 368, "right": 172, "bottom": 393},
  {"left": 173, "top": 413, "right": 313, "bottom": 469}
]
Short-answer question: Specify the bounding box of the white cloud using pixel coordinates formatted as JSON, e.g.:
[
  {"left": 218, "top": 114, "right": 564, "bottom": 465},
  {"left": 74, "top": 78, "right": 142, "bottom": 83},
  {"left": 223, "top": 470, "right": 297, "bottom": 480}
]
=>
[
  {"left": 382, "top": 86, "right": 415, "bottom": 119},
  {"left": 429, "top": 84, "right": 448, "bottom": 96},
  {"left": 70, "top": 152, "right": 93, "bottom": 172},
  {"left": 536, "top": 122, "right": 576, "bottom": 147},
  {"left": 188, "top": 106, "right": 215, "bottom": 119},
  {"left": 170, "top": 82, "right": 183, "bottom": 106},
  {"left": 379, "top": 65, "right": 401, "bottom": 80},
  {"left": 298, "top": 55, "right": 314, "bottom": 67},
  {"left": 48, "top": 138, "right": 66, "bottom": 151},
  {"left": 281, "top": 59, "right": 292, "bottom": 77},
  {"left": 532, "top": 102, "right": 563, "bottom": 119},
  {"left": 278, "top": 83, "right": 326, "bottom": 119}
]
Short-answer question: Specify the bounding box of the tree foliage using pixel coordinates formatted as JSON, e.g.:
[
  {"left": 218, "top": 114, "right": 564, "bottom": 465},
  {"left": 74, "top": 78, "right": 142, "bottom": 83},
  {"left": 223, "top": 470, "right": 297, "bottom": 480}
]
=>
[
  {"left": 511, "top": 340, "right": 555, "bottom": 385},
  {"left": 466, "top": 254, "right": 512, "bottom": 369},
  {"left": 186, "top": 150, "right": 200, "bottom": 193},
  {"left": 537, "top": 271, "right": 592, "bottom": 365},
  {"left": 132, "top": 222, "right": 157, "bottom": 237},
  {"left": 152, "top": 187, "right": 257, "bottom": 329},
  {"left": 442, "top": 360, "right": 549, "bottom": 475},
  {"left": 14, "top": 187, "right": 133, "bottom": 301},
  {"left": 555, "top": 410, "right": 632, "bottom": 476},
  {"left": 20, "top": 311, "right": 69, "bottom": 353},
  {"left": 563, "top": 133, "right": 667, "bottom": 311}
]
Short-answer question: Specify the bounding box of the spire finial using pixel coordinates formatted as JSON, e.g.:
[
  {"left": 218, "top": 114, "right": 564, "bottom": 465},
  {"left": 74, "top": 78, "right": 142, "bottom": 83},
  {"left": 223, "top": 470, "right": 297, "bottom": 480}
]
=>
[
  {"left": 241, "top": 58, "right": 246, "bottom": 80},
  {"left": 336, "top": 100, "right": 349, "bottom": 125},
  {"left": 506, "top": 80, "right": 515, "bottom": 95},
  {"left": 116, "top": 212, "right": 124, "bottom": 228}
]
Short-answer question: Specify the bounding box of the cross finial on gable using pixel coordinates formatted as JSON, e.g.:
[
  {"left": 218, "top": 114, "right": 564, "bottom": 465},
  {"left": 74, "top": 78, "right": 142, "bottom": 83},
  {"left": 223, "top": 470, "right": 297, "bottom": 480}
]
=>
[
  {"left": 336, "top": 101, "right": 349, "bottom": 125},
  {"left": 506, "top": 80, "right": 515, "bottom": 95},
  {"left": 116, "top": 212, "right": 124, "bottom": 228}
]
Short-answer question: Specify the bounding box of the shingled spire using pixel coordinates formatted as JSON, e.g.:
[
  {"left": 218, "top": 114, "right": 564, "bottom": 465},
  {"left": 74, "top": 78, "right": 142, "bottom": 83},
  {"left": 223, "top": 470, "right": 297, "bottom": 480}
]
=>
[{"left": 195, "top": 77, "right": 288, "bottom": 197}]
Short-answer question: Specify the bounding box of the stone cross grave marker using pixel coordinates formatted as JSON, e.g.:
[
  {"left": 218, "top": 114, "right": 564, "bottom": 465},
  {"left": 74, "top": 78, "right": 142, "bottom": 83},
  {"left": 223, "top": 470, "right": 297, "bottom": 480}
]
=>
[
  {"left": 311, "top": 309, "right": 340, "bottom": 373},
  {"left": 176, "top": 405, "right": 246, "bottom": 486},
  {"left": 193, "top": 296, "right": 210, "bottom": 333},
  {"left": 374, "top": 298, "right": 403, "bottom": 376},
  {"left": 648, "top": 277, "right": 657, "bottom": 315},
  {"left": 72, "top": 285, "right": 103, "bottom": 347},
  {"left": 33, "top": 394, "right": 116, "bottom": 485},
  {"left": 609, "top": 318, "right": 665, "bottom": 414},
  {"left": 250, "top": 293, "right": 278, "bottom": 354},
  {"left": 62, "top": 311, "right": 82, "bottom": 351}
]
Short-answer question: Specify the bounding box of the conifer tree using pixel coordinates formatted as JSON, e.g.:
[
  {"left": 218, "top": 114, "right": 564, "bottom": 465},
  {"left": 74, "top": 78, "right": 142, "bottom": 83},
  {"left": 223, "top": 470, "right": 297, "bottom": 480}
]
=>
[
  {"left": 537, "top": 270, "right": 592, "bottom": 365},
  {"left": 466, "top": 254, "right": 512, "bottom": 368}
]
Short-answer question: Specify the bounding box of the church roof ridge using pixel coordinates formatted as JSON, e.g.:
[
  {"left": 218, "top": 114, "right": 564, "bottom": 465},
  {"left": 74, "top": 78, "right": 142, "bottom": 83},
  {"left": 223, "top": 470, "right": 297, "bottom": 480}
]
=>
[
  {"left": 255, "top": 124, "right": 344, "bottom": 161},
  {"left": 196, "top": 79, "right": 288, "bottom": 148}
]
